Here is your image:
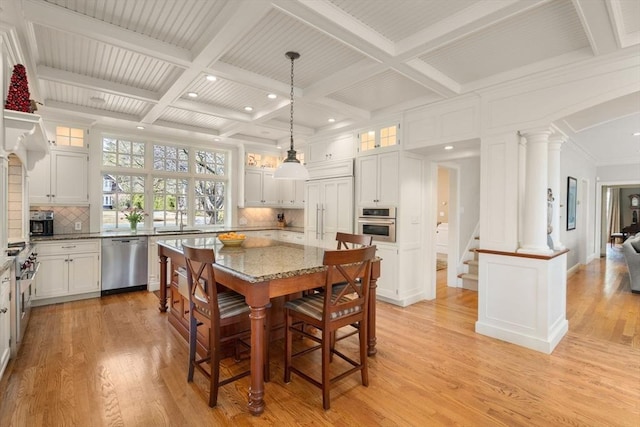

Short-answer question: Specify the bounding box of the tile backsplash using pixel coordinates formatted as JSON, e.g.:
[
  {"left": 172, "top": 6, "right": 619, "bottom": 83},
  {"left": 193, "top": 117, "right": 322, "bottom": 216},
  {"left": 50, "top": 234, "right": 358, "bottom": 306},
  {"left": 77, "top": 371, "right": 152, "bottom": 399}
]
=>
[
  {"left": 238, "top": 208, "right": 303, "bottom": 228},
  {"left": 8, "top": 154, "right": 24, "bottom": 240},
  {"left": 31, "top": 206, "right": 90, "bottom": 234}
]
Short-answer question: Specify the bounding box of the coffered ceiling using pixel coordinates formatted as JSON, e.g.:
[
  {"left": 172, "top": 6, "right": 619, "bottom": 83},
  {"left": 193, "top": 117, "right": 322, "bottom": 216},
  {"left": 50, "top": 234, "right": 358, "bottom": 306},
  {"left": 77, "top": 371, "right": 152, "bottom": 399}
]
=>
[{"left": 2, "top": 0, "right": 640, "bottom": 164}]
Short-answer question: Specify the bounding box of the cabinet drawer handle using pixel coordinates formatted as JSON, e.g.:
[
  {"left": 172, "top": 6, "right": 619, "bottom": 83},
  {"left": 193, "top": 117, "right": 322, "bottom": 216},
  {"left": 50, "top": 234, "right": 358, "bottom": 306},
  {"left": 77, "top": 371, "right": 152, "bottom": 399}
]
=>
[
  {"left": 62, "top": 245, "right": 76, "bottom": 249},
  {"left": 0, "top": 308, "right": 7, "bottom": 314}
]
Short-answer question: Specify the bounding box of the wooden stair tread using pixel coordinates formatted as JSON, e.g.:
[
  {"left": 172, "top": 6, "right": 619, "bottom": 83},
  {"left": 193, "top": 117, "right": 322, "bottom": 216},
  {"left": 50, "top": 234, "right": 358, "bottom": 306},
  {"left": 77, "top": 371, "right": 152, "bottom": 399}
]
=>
[
  {"left": 464, "top": 260, "right": 479, "bottom": 266},
  {"left": 457, "top": 273, "right": 478, "bottom": 280}
]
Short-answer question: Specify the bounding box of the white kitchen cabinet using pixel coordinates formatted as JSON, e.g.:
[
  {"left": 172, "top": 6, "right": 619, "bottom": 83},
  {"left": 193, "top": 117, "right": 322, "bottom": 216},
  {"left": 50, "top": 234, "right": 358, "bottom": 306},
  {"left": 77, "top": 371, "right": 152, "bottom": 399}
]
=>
[
  {"left": 244, "top": 168, "right": 278, "bottom": 206},
  {"left": 33, "top": 240, "right": 100, "bottom": 303},
  {"left": 356, "top": 151, "right": 399, "bottom": 207},
  {"left": 279, "top": 230, "right": 305, "bottom": 244},
  {"left": 374, "top": 244, "right": 399, "bottom": 300},
  {"left": 305, "top": 177, "right": 354, "bottom": 248},
  {"left": 0, "top": 269, "right": 11, "bottom": 379},
  {"left": 307, "top": 133, "right": 354, "bottom": 164},
  {"left": 30, "top": 148, "right": 89, "bottom": 205},
  {"left": 277, "top": 180, "right": 305, "bottom": 207}
]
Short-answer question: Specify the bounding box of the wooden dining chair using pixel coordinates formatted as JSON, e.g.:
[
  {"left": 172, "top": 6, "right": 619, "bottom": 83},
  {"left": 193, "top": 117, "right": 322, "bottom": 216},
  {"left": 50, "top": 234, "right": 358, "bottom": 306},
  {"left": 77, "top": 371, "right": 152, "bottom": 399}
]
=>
[
  {"left": 284, "top": 245, "right": 376, "bottom": 410},
  {"left": 182, "top": 244, "right": 270, "bottom": 407},
  {"left": 335, "top": 232, "right": 373, "bottom": 249}
]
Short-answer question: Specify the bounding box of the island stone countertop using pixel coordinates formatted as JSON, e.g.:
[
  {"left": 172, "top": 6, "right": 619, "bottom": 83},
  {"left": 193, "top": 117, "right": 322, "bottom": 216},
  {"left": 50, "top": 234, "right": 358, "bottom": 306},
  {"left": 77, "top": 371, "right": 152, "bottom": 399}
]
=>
[
  {"left": 158, "top": 236, "right": 326, "bottom": 283},
  {"left": 30, "top": 225, "right": 304, "bottom": 242}
]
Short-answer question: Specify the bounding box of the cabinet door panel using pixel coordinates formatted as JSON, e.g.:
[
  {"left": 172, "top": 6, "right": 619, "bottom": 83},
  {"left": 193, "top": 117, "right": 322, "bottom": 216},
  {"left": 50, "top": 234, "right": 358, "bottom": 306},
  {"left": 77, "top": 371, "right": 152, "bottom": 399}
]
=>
[
  {"left": 262, "top": 171, "right": 278, "bottom": 205},
  {"left": 377, "top": 152, "right": 399, "bottom": 206},
  {"left": 52, "top": 152, "right": 88, "bottom": 204},
  {"left": 34, "top": 255, "right": 69, "bottom": 298},
  {"left": 357, "top": 155, "right": 379, "bottom": 205},
  {"left": 375, "top": 245, "right": 398, "bottom": 299},
  {"left": 29, "top": 154, "right": 52, "bottom": 204},
  {"left": 0, "top": 274, "right": 11, "bottom": 377},
  {"left": 68, "top": 253, "right": 99, "bottom": 295},
  {"left": 244, "top": 169, "right": 263, "bottom": 205}
]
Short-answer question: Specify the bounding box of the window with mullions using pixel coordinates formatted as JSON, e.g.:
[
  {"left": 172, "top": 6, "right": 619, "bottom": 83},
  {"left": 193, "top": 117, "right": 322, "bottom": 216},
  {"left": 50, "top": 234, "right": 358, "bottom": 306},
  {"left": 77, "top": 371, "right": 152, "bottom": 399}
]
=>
[
  {"left": 194, "top": 180, "right": 225, "bottom": 225},
  {"left": 102, "top": 174, "right": 145, "bottom": 228},
  {"left": 153, "top": 177, "right": 188, "bottom": 227},
  {"left": 195, "top": 149, "right": 226, "bottom": 175},
  {"left": 103, "top": 137, "right": 145, "bottom": 168},
  {"left": 154, "top": 144, "right": 188, "bottom": 172}
]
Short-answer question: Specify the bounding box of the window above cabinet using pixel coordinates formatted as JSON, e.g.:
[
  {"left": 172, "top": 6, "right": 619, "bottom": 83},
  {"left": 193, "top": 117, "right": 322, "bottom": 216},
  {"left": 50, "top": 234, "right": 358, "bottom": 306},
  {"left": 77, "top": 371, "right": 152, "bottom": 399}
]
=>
[{"left": 357, "top": 123, "right": 399, "bottom": 153}]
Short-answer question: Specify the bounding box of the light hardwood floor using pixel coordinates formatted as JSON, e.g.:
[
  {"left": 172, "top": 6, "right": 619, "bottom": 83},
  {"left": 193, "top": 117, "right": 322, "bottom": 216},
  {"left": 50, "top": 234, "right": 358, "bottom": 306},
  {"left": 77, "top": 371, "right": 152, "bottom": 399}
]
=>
[{"left": 1, "top": 248, "right": 638, "bottom": 426}]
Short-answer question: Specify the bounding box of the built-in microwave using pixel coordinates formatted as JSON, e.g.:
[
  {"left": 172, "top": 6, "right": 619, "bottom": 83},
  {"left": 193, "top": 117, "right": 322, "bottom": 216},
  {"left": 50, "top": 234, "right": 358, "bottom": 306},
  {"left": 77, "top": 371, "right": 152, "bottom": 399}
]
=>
[
  {"left": 30, "top": 210, "right": 54, "bottom": 236},
  {"left": 357, "top": 207, "right": 396, "bottom": 243}
]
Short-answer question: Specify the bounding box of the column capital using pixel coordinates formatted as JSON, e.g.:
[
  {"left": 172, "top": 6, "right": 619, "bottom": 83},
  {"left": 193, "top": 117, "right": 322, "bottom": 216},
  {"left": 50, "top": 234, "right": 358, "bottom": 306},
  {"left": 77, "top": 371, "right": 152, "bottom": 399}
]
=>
[
  {"left": 548, "top": 134, "right": 566, "bottom": 146},
  {"left": 519, "top": 127, "right": 553, "bottom": 144}
]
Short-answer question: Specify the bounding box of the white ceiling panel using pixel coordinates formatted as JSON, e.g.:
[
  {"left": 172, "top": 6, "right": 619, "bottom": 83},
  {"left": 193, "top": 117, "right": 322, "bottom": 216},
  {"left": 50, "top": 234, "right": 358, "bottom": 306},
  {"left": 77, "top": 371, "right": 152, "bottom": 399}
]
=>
[
  {"left": 327, "top": 0, "right": 476, "bottom": 42},
  {"left": 1, "top": 0, "right": 635, "bottom": 161},
  {"left": 328, "top": 69, "right": 441, "bottom": 112},
  {"left": 42, "top": 0, "right": 227, "bottom": 50},
  {"left": 33, "top": 24, "right": 181, "bottom": 93},
  {"left": 619, "top": 0, "right": 640, "bottom": 34},
  {"left": 43, "top": 81, "right": 149, "bottom": 116},
  {"left": 183, "top": 74, "right": 281, "bottom": 113},
  {"left": 219, "top": 8, "right": 373, "bottom": 88},
  {"left": 158, "top": 107, "right": 231, "bottom": 131},
  {"left": 420, "top": 0, "right": 590, "bottom": 84}
]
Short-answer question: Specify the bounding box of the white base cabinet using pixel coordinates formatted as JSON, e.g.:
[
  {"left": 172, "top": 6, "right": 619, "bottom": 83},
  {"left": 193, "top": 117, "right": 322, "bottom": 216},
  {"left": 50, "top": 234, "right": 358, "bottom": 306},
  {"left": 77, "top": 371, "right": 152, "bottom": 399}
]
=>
[
  {"left": 374, "top": 244, "right": 399, "bottom": 300},
  {"left": 0, "top": 269, "right": 11, "bottom": 379},
  {"left": 33, "top": 240, "right": 100, "bottom": 304}
]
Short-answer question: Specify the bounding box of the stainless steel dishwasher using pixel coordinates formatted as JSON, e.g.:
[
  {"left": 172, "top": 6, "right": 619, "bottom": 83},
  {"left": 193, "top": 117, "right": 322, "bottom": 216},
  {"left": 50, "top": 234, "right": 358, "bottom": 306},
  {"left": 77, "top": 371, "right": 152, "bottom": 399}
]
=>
[{"left": 101, "top": 236, "right": 148, "bottom": 295}]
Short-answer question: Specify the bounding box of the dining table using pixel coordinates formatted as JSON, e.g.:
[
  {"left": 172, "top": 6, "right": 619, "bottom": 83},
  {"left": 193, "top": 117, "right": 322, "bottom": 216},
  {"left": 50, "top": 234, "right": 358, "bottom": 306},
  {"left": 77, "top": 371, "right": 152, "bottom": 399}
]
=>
[{"left": 156, "top": 236, "right": 380, "bottom": 416}]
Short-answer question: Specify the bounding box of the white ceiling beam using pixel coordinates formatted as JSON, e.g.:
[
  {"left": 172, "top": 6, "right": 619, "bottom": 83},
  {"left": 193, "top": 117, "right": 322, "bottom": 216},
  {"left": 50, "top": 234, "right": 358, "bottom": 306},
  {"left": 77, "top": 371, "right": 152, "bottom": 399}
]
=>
[
  {"left": 171, "top": 99, "right": 251, "bottom": 123},
  {"left": 208, "top": 62, "right": 293, "bottom": 95},
  {"left": 37, "top": 66, "right": 160, "bottom": 103},
  {"left": 605, "top": 0, "right": 640, "bottom": 49},
  {"left": 141, "top": 0, "right": 273, "bottom": 124},
  {"left": 304, "top": 59, "right": 386, "bottom": 99},
  {"left": 573, "top": 0, "right": 619, "bottom": 55},
  {"left": 311, "top": 97, "right": 371, "bottom": 121},
  {"left": 152, "top": 120, "right": 220, "bottom": 137},
  {"left": 21, "top": 0, "right": 192, "bottom": 67},
  {"left": 43, "top": 100, "right": 141, "bottom": 122}
]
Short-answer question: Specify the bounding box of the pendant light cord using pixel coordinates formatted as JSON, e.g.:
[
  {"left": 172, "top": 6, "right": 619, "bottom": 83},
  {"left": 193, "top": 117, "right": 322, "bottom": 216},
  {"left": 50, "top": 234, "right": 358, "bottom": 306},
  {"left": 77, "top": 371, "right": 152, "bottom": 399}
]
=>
[{"left": 289, "top": 53, "right": 295, "bottom": 151}]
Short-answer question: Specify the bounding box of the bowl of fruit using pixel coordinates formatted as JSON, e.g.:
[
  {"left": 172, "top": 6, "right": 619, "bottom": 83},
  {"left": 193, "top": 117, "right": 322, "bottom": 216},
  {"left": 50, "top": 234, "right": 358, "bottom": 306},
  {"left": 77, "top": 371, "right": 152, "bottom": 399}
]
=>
[{"left": 217, "top": 232, "right": 246, "bottom": 247}]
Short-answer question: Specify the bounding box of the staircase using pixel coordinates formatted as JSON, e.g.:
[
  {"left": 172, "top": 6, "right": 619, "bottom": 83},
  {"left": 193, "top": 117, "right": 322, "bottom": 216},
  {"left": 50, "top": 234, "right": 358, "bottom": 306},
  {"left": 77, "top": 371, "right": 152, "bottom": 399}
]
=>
[{"left": 458, "top": 236, "right": 479, "bottom": 291}]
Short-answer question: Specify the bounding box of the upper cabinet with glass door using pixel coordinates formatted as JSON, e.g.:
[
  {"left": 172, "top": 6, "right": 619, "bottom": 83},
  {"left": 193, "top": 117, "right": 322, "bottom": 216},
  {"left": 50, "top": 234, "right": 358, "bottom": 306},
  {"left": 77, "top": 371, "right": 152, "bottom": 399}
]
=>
[
  {"left": 357, "top": 123, "right": 400, "bottom": 155},
  {"left": 246, "top": 152, "right": 278, "bottom": 169}
]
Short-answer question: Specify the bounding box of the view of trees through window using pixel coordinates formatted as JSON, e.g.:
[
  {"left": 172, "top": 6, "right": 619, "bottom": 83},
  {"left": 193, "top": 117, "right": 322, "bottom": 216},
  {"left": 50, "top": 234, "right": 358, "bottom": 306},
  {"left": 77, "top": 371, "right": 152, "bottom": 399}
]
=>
[{"left": 102, "top": 137, "right": 228, "bottom": 229}]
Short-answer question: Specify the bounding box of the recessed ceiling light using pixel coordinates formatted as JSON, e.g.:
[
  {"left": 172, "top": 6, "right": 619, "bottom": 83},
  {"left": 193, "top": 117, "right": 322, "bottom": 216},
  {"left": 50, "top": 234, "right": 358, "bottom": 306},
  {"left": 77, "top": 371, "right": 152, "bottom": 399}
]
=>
[
  {"left": 206, "top": 75, "right": 217, "bottom": 82},
  {"left": 187, "top": 92, "right": 198, "bottom": 98},
  {"left": 267, "top": 93, "right": 277, "bottom": 99},
  {"left": 633, "top": 132, "right": 640, "bottom": 136},
  {"left": 328, "top": 118, "right": 336, "bottom": 123},
  {"left": 276, "top": 144, "right": 282, "bottom": 149},
  {"left": 244, "top": 106, "right": 253, "bottom": 112},
  {"left": 444, "top": 145, "right": 454, "bottom": 150},
  {"left": 136, "top": 126, "right": 145, "bottom": 130},
  {"left": 89, "top": 96, "right": 105, "bottom": 104},
  {"left": 214, "top": 138, "right": 221, "bottom": 142}
]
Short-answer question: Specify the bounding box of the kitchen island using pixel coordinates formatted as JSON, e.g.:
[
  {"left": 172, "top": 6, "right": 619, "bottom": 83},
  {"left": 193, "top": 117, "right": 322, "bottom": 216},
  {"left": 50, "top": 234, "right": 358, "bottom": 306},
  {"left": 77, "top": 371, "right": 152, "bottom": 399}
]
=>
[{"left": 157, "top": 236, "right": 380, "bottom": 416}]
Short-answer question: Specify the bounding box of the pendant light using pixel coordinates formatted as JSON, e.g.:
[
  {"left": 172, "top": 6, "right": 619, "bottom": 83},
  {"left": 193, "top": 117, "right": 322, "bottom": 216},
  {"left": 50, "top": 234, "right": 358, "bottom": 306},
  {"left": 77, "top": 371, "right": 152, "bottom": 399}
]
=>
[{"left": 274, "top": 51, "right": 309, "bottom": 180}]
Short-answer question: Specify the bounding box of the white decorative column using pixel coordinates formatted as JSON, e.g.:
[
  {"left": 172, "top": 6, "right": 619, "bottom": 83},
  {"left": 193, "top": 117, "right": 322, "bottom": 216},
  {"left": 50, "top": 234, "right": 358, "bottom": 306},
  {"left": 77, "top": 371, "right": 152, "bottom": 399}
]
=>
[
  {"left": 518, "top": 128, "right": 553, "bottom": 255},
  {"left": 548, "top": 135, "right": 565, "bottom": 250}
]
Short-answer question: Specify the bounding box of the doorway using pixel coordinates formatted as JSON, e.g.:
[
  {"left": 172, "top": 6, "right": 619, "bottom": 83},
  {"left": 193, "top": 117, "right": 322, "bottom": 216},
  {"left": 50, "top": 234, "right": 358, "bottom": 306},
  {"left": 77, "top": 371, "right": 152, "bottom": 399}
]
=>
[{"left": 435, "top": 164, "right": 459, "bottom": 294}]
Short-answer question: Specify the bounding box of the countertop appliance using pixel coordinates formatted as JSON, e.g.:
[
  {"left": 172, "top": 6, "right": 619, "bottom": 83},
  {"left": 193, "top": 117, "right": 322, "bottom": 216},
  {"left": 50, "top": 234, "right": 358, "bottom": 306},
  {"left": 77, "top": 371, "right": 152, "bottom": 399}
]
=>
[
  {"left": 357, "top": 206, "right": 397, "bottom": 243},
  {"left": 101, "top": 236, "right": 148, "bottom": 295},
  {"left": 8, "top": 241, "right": 38, "bottom": 356},
  {"left": 30, "top": 210, "right": 54, "bottom": 236}
]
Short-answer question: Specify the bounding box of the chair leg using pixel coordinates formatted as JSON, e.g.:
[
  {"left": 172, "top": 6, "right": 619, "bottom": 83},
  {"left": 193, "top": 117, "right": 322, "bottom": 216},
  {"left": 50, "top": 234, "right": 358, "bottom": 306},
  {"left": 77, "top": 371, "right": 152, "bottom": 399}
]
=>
[
  {"left": 322, "top": 329, "right": 331, "bottom": 410},
  {"left": 187, "top": 312, "right": 197, "bottom": 382},
  {"left": 359, "top": 320, "right": 369, "bottom": 387},
  {"left": 284, "top": 309, "right": 292, "bottom": 383},
  {"left": 209, "top": 327, "right": 221, "bottom": 407}
]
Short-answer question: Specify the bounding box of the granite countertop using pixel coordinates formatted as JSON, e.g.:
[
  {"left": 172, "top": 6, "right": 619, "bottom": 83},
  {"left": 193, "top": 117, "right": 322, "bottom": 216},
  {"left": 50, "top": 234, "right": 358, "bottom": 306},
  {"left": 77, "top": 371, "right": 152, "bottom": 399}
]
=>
[
  {"left": 158, "top": 236, "right": 326, "bottom": 283},
  {"left": 30, "top": 225, "right": 305, "bottom": 242}
]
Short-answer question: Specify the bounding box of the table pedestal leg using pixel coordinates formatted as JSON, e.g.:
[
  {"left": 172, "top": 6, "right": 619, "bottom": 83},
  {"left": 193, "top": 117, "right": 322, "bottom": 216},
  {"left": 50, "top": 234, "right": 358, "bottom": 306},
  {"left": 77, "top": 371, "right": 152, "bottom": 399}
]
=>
[{"left": 248, "top": 305, "right": 266, "bottom": 415}]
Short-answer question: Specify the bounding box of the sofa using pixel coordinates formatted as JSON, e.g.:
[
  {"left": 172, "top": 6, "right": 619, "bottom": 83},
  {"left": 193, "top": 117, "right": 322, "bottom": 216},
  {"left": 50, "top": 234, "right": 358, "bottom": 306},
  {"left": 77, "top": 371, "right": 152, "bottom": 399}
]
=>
[{"left": 622, "top": 233, "right": 640, "bottom": 293}]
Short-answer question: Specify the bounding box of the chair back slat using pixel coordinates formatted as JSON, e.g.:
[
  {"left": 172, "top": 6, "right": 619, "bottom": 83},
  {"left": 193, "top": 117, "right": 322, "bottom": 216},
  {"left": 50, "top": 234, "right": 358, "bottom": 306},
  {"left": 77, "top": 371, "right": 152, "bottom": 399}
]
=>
[
  {"left": 322, "top": 246, "right": 376, "bottom": 323},
  {"left": 183, "top": 244, "right": 220, "bottom": 320},
  {"left": 335, "top": 232, "right": 373, "bottom": 250}
]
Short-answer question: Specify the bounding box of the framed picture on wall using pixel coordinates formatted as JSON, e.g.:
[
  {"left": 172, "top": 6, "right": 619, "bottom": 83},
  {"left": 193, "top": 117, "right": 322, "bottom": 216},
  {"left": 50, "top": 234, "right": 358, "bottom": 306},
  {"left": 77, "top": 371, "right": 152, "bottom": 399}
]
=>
[{"left": 567, "top": 176, "right": 577, "bottom": 230}]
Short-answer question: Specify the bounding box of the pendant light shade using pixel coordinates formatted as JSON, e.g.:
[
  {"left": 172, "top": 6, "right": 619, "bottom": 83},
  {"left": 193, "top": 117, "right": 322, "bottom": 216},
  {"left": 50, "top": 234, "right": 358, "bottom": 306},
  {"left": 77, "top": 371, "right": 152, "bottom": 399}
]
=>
[{"left": 274, "top": 51, "right": 309, "bottom": 180}]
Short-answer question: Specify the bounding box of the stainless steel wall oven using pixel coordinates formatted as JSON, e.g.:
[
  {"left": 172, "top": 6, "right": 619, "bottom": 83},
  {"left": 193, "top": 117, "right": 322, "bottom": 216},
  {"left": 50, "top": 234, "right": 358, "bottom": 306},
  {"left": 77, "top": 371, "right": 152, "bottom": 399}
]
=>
[{"left": 357, "top": 207, "right": 397, "bottom": 243}]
